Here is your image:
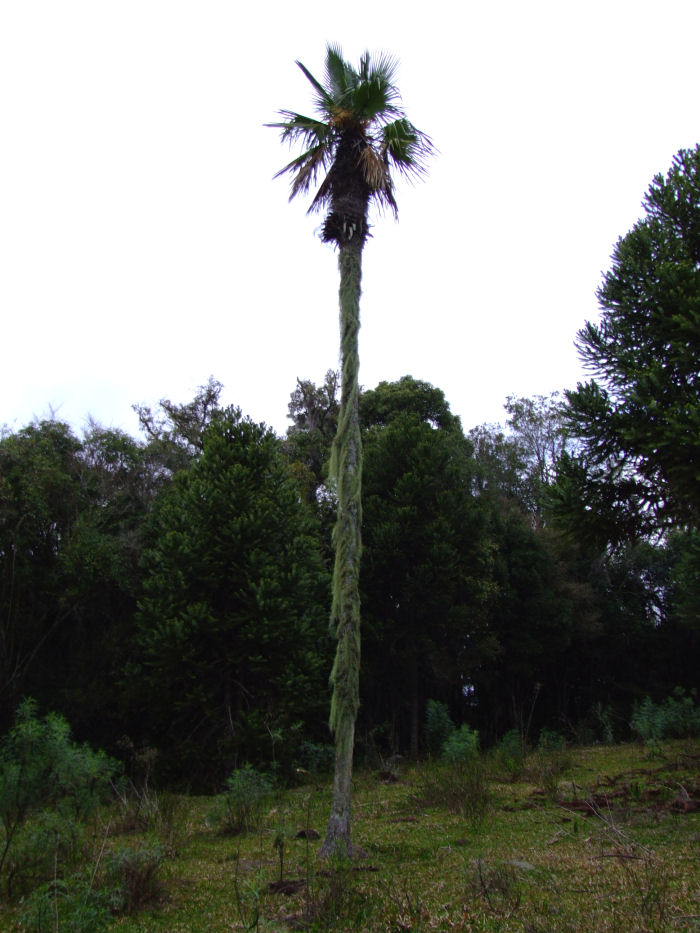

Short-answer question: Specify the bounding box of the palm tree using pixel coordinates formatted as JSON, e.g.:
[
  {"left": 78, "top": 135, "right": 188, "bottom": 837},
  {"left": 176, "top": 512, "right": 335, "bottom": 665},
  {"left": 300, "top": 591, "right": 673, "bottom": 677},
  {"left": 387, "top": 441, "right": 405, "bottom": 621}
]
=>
[{"left": 268, "top": 43, "right": 433, "bottom": 857}]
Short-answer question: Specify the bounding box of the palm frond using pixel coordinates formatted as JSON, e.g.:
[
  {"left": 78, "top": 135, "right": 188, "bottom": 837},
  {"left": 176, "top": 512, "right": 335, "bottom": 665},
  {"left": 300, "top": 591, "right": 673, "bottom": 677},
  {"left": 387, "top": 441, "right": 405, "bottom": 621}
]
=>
[
  {"left": 357, "top": 50, "right": 370, "bottom": 83},
  {"left": 295, "top": 60, "right": 334, "bottom": 116},
  {"left": 350, "top": 77, "right": 402, "bottom": 124},
  {"left": 289, "top": 146, "right": 332, "bottom": 200},
  {"left": 325, "top": 44, "right": 354, "bottom": 100},
  {"left": 266, "top": 111, "right": 331, "bottom": 151},
  {"left": 364, "top": 49, "right": 400, "bottom": 90},
  {"left": 358, "top": 146, "right": 389, "bottom": 191},
  {"left": 371, "top": 183, "right": 399, "bottom": 217},
  {"left": 308, "top": 164, "right": 336, "bottom": 214},
  {"left": 381, "top": 118, "right": 435, "bottom": 179},
  {"left": 273, "top": 144, "right": 333, "bottom": 201}
]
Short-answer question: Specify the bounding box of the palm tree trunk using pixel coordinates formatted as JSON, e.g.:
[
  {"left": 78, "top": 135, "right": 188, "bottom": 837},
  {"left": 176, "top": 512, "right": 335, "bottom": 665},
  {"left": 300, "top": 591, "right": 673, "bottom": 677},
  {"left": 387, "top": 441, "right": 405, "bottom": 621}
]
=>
[{"left": 321, "top": 240, "right": 363, "bottom": 858}]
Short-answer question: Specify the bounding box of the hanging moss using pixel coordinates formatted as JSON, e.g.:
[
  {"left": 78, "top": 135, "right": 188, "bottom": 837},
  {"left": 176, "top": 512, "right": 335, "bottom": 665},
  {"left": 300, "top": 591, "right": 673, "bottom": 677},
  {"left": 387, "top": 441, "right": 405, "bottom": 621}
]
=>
[{"left": 328, "top": 243, "right": 363, "bottom": 743}]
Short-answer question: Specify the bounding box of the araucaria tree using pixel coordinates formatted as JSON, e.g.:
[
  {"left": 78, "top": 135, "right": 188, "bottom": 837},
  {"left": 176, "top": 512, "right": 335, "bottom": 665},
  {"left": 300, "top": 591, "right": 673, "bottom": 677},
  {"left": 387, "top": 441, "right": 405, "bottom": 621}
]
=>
[
  {"left": 563, "top": 145, "right": 700, "bottom": 530},
  {"left": 269, "top": 44, "right": 432, "bottom": 856}
]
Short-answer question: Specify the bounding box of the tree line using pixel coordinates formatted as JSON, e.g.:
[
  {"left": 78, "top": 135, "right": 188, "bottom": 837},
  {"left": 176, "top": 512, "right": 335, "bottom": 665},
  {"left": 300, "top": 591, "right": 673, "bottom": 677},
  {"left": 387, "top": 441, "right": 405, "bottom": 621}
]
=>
[{"left": 1, "top": 145, "right": 699, "bottom": 790}]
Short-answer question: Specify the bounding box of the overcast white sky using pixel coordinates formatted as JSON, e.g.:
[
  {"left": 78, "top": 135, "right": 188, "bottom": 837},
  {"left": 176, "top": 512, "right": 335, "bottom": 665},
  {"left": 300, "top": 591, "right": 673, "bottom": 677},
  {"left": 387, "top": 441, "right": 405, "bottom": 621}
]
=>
[{"left": 1, "top": 0, "right": 698, "bottom": 440}]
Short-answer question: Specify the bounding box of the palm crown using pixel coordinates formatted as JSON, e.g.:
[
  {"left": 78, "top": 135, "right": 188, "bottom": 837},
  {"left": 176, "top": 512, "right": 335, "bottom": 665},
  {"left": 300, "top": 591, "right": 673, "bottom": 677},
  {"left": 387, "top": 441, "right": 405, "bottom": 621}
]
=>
[{"left": 267, "top": 44, "right": 433, "bottom": 245}]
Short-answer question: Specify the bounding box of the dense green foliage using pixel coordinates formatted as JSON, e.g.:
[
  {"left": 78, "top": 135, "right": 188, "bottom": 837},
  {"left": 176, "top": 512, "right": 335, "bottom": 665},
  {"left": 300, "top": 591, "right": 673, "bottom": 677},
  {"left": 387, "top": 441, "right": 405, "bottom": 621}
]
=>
[
  {"left": 0, "top": 420, "right": 156, "bottom": 746},
  {"left": 0, "top": 700, "right": 116, "bottom": 896},
  {"left": 0, "top": 145, "right": 698, "bottom": 799},
  {"left": 563, "top": 144, "right": 700, "bottom": 530},
  {"left": 0, "top": 373, "right": 697, "bottom": 785},
  {"left": 0, "top": 372, "right": 696, "bottom": 784},
  {"left": 2, "top": 135, "right": 699, "bottom": 931},
  {"left": 134, "top": 409, "right": 330, "bottom": 785},
  {"left": 424, "top": 699, "right": 456, "bottom": 758},
  {"left": 441, "top": 724, "right": 480, "bottom": 765},
  {"left": 631, "top": 688, "right": 700, "bottom": 742},
  {"left": 359, "top": 378, "right": 490, "bottom": 756}
]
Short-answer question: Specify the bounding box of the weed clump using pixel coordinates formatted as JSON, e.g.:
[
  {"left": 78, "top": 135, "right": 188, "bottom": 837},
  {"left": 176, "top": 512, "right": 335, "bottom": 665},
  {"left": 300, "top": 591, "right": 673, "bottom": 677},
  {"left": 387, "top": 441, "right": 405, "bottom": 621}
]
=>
[
  {"left": 411, "top": 757, "right": 492, "bottom": 829},
  {"left": 104, "top": 841, "right": 167, "bottom": 913}
]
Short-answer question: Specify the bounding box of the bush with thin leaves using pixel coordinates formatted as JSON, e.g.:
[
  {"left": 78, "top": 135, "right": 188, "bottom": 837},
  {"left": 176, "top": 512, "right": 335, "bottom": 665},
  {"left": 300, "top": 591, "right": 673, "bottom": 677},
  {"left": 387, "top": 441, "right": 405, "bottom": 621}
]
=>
[
  {"left": 104, "top": 841, "right": 167, "bottom": 914},
  {"left": 495, "top": 729, "right": 526, "bottom": 780},
  {"left": 209, "top": 765, "right": 273, "bottom": 835},
  {"left": 425, "top": 699, "right": 455, "bottom": 758},
  {"left": 19, "top": 877, "right": 115, "bottom": 933},
  {"left": 0, "top": 699, "right": 117, "bottom": 897},
  {"left": 442, "top": 724, "right": 479, "bottom": 765},
  {"left": 631, "top": 688, "right": 700, "bottom": 742}
]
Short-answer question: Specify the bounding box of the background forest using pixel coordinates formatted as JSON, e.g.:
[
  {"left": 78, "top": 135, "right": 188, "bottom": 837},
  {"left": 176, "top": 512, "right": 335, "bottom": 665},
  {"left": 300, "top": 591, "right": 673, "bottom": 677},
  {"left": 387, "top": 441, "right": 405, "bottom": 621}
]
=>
[{"left": 1, "top": 147, "right": 699, "bottom": 791}]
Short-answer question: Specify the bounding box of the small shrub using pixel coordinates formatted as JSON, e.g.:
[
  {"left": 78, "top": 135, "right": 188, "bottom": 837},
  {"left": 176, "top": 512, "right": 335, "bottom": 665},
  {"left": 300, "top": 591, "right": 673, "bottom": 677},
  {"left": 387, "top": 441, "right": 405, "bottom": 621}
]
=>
[
  {"left": 209, "top": 765, "right": 273, "bottom": 835},
  {"left": 495, "top": 729, "right": 525, "bottom": 780},
  {"left": 537, "top": 729, "right": 566, "bottom": 752},
  {"left": 536, "top": 754, "right": 568, "bottom": 802},
  {"left": 0, "top": 700, "right": 117, "bottom": 896},
  {"left": 534, "top": 737, "right": 572, "bottom": 802},
  {"left": 593, "top": 702, "right": 615, "bottom": 743},
  {"left": 411, "top": 758, "right": 492, "bottom": 827},
  {"left": 442, "top": 724, "right": 479, "bottom": 765},
  {"left": 104, "top": 841, "right": 166, "bottom": 914},
  {"left": 8, "top": 809, "right": 84, "bottom": 898},
  {"left": 425, "top": 699, "right": 455, "bottom": 757},
  {"left": 19, "top": 877, "right": 114, "bottom": 933},
  {"left": 631, "top": 688, "right": 700, "bottom": 742},
  {"left": 458, "top": 759, "right": 492, "bottom": 830}
]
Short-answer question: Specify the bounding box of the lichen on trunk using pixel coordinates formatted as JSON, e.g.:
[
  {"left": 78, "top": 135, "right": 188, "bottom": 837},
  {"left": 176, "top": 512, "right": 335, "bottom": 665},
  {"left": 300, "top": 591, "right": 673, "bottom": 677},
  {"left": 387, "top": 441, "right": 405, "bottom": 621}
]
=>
[{"left": 321, "top": 241, "right": 363, "bottom": 858}]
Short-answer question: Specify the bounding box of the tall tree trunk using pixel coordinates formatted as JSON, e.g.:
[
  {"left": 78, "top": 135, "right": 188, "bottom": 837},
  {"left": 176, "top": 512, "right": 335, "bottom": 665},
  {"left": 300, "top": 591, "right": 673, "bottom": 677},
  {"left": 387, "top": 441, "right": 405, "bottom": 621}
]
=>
[{"left": 321, "top": 241, "right": 363, "bottom": 858}]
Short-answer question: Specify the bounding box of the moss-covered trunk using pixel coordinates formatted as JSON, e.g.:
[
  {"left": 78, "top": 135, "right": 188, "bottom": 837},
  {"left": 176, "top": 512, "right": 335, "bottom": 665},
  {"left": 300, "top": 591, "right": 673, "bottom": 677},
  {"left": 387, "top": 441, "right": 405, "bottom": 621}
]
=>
[{"left": 321, "top": 241, "right": 363, "bottom": 858}]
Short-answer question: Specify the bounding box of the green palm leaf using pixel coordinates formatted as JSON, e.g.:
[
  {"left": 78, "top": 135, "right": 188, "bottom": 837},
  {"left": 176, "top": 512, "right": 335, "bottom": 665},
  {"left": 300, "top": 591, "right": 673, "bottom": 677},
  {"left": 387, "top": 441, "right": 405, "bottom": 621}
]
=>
[
  {"left": 325, "top": 44, "right": 354, "bottom": 99},
  {"left": 295, "top": 60, "right": 335, "bottom": 115},
  {"left": 381, "top": 118, "right": 433, "bottom": 178}
]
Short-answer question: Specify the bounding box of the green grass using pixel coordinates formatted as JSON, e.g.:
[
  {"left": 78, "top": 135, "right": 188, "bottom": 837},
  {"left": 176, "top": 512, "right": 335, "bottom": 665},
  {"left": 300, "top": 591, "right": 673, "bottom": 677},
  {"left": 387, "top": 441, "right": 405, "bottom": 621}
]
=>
[{"left": 5, "top": 740, "right": 700, "bottom": 931}]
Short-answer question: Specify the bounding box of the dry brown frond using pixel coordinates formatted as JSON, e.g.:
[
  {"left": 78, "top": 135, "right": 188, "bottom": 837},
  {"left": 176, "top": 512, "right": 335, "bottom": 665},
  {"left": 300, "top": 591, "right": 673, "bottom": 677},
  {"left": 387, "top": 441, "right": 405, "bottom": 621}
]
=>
[
  {"left": 359, "top": 147, "right": 388, "bottom": 191},
  {"left": 290, "top": 149, "right": 327, "bottom": 200}
]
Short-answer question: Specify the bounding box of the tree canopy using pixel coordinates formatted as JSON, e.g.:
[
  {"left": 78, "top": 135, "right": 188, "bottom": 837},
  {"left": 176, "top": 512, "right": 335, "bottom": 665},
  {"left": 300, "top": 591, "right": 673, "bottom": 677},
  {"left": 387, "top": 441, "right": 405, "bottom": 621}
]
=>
[
  {"left": 134, "top": 410, "right": 330, "bottom": 784},
  {"left": 564, "top": 145, "right": 700, "bottom": 530}
]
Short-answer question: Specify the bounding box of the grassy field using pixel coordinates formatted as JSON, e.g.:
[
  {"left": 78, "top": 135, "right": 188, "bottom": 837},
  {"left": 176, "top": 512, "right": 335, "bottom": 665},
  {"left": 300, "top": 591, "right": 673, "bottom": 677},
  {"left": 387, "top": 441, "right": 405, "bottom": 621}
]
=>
[{"left": 6, "top": 740, "right": 700, "bottom": 931}]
